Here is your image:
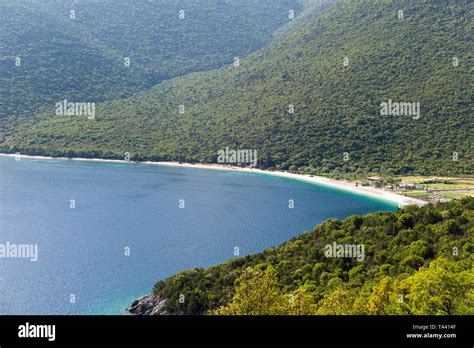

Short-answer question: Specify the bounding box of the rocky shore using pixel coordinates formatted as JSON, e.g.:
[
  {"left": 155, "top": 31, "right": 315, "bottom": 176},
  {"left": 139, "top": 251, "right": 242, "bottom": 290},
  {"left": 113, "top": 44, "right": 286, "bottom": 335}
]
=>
[{"left": 128, "top": 293, "right": 168, "bottom": 315}]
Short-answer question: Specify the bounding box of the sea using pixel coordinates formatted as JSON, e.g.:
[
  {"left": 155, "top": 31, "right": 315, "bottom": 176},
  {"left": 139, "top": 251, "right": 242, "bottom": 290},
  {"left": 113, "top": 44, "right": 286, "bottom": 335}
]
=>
[{"left": 0, "top": 156, "right": 397, "bottom": 314}]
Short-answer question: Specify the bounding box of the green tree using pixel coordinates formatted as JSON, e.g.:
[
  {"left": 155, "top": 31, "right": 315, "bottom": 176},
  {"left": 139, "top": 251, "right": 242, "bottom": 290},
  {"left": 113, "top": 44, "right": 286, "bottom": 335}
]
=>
[
  {"left": 211, "top": 266, "right": 287, "bottom": 315},
  {"left": 367, "top": 277, "right": 393, "bottom": 315},
  {"left": 286, "top": 288, "right": 318, "bottom": 315},
  {"left": 316, "top": 287, "right": 354, "bottom": 315},
  {"left": 395, "top": 258, "right": 473, "bottom": 315}
]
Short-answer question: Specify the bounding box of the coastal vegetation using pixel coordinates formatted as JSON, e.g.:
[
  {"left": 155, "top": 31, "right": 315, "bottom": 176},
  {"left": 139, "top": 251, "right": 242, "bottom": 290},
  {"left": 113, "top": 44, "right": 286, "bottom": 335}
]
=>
[
  {"left": 150, "top": 197, "right": 473, "bottom": 315},
  {"left": 1, "top": 0, "right": 472, "bottom": 176}
]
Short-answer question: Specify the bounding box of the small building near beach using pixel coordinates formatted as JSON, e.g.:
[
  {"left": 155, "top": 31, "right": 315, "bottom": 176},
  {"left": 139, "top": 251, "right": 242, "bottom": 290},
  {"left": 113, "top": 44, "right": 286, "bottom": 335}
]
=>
[{"left": 367, "top": 176, "right": 383, "bottom": 183}]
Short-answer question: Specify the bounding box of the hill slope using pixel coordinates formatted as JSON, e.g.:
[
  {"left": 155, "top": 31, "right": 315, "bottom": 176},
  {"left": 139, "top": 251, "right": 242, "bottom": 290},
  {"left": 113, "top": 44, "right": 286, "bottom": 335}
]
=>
[
  {"left": 2, "top": 0, "right": 473, "bottom": 175},
  {"left": 130, "top": 197, "right": 474, "bottom": 315},
  {"left": 0, "top": 0, "right": 303, "bottom": 118}
]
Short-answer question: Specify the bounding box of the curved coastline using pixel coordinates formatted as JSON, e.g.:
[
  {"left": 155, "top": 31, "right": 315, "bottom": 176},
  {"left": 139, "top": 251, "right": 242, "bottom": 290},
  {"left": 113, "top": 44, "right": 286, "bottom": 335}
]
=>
[
  {"left": 0, "top": 152, "right": 425, "bottom": 315},
  {"left": 0, "top": 153, "right": 426, "bottom": 207}
]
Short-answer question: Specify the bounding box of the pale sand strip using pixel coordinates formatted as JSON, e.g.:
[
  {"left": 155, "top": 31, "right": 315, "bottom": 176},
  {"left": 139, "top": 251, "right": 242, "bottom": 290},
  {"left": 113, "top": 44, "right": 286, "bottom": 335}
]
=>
[{"left": 0, "top": 153, "right": 427, "bottom": 207}]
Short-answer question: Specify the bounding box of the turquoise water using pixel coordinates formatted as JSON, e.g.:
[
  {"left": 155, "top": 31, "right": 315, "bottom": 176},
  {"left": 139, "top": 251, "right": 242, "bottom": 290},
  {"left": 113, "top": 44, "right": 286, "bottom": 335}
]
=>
[{"left": 0, "top": 157, "right": 397, "bottom": 314}]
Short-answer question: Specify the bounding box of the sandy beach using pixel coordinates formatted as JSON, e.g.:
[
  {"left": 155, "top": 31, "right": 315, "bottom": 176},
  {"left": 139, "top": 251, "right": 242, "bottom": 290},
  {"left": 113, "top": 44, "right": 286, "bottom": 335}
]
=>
[{"left": 0, "top": 153, "right": 427, "bottom": 207}]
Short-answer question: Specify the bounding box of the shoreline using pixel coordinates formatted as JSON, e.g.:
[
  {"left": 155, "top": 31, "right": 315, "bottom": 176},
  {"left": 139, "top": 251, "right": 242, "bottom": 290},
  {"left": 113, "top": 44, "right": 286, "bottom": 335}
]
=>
[{"left": 0, "top": 153, "right": 426, "bottom": 207}]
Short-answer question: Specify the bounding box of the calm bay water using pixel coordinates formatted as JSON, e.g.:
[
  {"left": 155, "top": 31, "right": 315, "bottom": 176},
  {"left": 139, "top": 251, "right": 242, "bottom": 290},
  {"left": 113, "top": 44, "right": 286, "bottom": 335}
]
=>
[{"left": 0, "top": 157, "right": 397, "bottom": 314}]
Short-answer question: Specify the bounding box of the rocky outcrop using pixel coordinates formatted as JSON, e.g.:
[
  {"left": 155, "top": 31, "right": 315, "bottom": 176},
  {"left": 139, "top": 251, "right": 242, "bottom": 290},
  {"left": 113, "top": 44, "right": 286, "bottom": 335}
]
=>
[{"left": 128, "top": 294, "right": 168, "bottom": 315}]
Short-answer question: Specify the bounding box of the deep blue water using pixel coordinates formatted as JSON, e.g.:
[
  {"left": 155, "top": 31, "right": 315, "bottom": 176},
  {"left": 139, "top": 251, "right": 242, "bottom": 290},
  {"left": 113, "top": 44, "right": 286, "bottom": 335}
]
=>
[{"left": 0, "top": 156, "right": 397, "bottom": 314}]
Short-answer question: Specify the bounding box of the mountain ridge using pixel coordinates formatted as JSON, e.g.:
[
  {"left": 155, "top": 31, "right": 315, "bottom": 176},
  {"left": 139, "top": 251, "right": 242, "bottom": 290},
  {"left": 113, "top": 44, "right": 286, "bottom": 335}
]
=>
[{"left": 0, "top": 0, "right": 304, "bottom": 117}]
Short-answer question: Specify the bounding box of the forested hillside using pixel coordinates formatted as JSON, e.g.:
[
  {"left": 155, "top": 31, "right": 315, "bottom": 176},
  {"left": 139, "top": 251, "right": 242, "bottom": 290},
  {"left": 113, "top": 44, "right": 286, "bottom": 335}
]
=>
[
  {"left": 0, "top": 0, "right": 302, "bottom": 118},
  {"left": 1, "top": 0, "right": 472, "bottom": 175},
  {"left": 147, "top": 197, "right": 473, "bottom": 315}
]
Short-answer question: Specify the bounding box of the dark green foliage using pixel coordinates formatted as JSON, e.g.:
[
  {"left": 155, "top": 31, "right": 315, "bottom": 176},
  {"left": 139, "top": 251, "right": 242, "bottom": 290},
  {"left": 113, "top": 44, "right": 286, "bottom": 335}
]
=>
[
  {"left": 0, "top": 0, "right": 301, "bottom": 118},
  {"left": 153, "top": 197, "right": 473, "bottom": 314},
  {"left": 2, "top": 0, "right": 472, "bottom": 175}
]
